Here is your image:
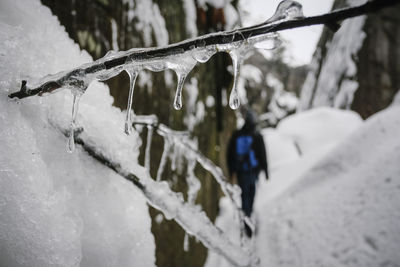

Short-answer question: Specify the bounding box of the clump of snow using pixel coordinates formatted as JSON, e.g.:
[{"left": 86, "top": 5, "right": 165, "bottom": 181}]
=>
[
  {"left": 110, "top": 18, "right": 119, "bottom": 51},
  {"left": 125, "top": 0, "right": 168, "bottom": 47},
  {"left": 224, "top": 3, "right": 239, "bottom": 30},
  {"left": 0, "top": 1, "right": 155, "bottom": 266},
  {"left": 276, "top": 107, "right": 363, "bottom": 155},
  {"left": 266, "top": 73, "right": 284, "bottom": 91},
  {"left": 299, "top": 0, "right": 367, "bottom": 110},
  {"left": 183, "top": 78, "right": 206, "bottom": 131},
  {"left": 182, "top": 0, "right": 198, "bottom": 37}
]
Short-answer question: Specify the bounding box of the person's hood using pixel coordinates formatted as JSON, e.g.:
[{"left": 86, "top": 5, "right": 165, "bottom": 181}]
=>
[{"left": 242, "top": 110, "right": 257, "bottom": 132}]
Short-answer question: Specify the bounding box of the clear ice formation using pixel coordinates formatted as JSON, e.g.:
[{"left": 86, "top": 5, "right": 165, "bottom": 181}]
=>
[
  {"left": 124, "top": 68, "right": 139, "bottom": 135},
  {"left": 145, "top": 125, "right": 154, "bottom": 171},
  {"left": 265, "top": 0, "right": 304, "bottom": 24},
  {"left": 68, "top": 90, "right": 82, "bottom": 152},
  {"left": 156, "top": 139, "right": 171, "bottom": 181},
  {"left": 130, "top": 113, "right": 252, "bottom": 254},
  {"left": 63, "top": 0, "right": 301, "bottom": 143},
  {"left": 34, "top": 0, "right": 305, "bottom": 151},
  {"left": 173, "top": 72, "right": 187, "bottom": 110},
  {"left": 136, "top": 117, "right": 250, "bottom": 260},
  {"left": 228, "top": 49, "right": 243, "bottom": 110}
]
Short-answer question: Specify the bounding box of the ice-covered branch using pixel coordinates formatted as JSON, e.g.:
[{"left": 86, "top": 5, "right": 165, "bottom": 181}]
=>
[
  {"left": 59, "top": 124, "right": 253, "bottom": 267},
  {"left": 9, "top": 0, "right": 398, "bottom": 102},
  {"left": 125, "top": 114, "right": 252, "bottom": 251}
]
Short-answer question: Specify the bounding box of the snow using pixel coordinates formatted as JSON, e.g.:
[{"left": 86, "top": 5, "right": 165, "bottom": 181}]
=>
[
  {"left": 110, "top": 18, "right": 119, "bottom": 51},
  {"left": 184, "top": 78, "right": 206, "bottom": 131},
  {"left": 131, "top": 0, "right": 169, "bottom": 47},
  {"left": 266, "top": 73, "right": 284, "bottom": 91},
  {"left": 182, "top": 0, "right": 198, "bottom": 37},
  {"left": 390, "top": 90, "right": 400, "bottom": 107},
  {"left": 262, "top": 86, "right": 298, "bottom": 126},
  {"left": 224, "top": 3, "right": 239, "bottom": 30},
  {"left": 0, "top": 1, "right": 155, "bottom": 266},
  {"left": 276, "top": 107, "right": 363, "bottom": 155},
  {"left": 205, "top": 106, "right": 400, "bottom": 266},
  {"left": 256, "top": 105, "right": 400, "bottom": 267},
  {"left": 299, "top": 0, "right": 367, "bottom": 110}
]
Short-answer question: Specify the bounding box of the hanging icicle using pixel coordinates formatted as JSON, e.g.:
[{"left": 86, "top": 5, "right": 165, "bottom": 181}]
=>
[
  {"left": 67, "top": 90, "right": 83, "bottom": 153},
  {"left": 173, "top": 72, "right": 187, "bottom": 110},
  {"left": 167, "top": 54, "right": 197, "bottom": 110},
  {"left": 156, "top": 138, "right": 171, "bottom": 181},
  {"left": 145, "top": 125, "right": 154, "bottom": 171},
  {"left": 124, "top": 68, "right": 139, "bottom": 135},
  {"left": 183, "top": 233, "right": 190, "bottom": 252}
]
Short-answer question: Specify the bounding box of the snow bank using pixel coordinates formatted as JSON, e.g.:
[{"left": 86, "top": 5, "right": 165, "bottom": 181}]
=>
[
  {"left": 0, "top": 1, "right": 155, "bottom": 266},
  {"left": 276, "top": 107, "right": 363, "bottom": 155},
  {"left": 256, "top": 105, "right": 400, "bottom": 266}
]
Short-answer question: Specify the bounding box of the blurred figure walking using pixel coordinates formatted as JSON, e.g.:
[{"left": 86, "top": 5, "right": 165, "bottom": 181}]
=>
[{"left": 227, "top": 109, "right": 269, "bottom": 236}]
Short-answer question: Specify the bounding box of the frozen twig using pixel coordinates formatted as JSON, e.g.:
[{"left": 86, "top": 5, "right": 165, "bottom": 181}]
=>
[
  {"left": 59, "top": 125, "right": 253, "bottom": 267},
  {"left": 131, "top": 116, "right": 251, "bottom": 246},
  {"left": 8, "top": 0, "right": 398, "bottom": 99}
]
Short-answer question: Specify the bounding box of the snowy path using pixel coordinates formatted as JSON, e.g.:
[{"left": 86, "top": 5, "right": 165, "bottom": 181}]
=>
[{"left": 206, "top": 106, "right": 400, "bottom": 267}]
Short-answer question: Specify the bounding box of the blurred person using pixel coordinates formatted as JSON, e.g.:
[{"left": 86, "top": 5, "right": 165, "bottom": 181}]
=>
[{"left": 227, "top": 109, "right": 269, "bottom": 237}]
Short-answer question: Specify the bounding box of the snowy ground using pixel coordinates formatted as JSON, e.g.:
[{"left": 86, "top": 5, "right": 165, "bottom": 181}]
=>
[
  {"left": 0, "top": 1, "right": 155, "bottom": 266},
  {"left": 206, "top": 106, "right": 400, "bottom": 267}
]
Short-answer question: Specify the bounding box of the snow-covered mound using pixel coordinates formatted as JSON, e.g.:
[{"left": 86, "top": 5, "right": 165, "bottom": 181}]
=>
[
  {"left": 0, "top": 1, "right": 155, "bottom": 266},
  {"left": 257, "top": 105, "right": 400, "bottom": 266},
  {"left": 206, "top": 106, "right": 400, "bottom": 266},
  {"left": 264, "top": 107, "right": 363, "bottom": 170}
]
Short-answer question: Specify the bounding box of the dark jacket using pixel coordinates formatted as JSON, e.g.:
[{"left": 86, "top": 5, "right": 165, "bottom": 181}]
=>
[{"left": 227, "top": 119, "right": 269, "bottom": 179}]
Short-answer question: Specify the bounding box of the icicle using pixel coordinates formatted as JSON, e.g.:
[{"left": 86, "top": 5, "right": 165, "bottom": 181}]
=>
[
  {"left": 173, "top": 72, "right": 187, "bottom": 110},
  {"left": 183, "top": 233, "right": 190, "bottom": 252},
  {"left": 156, "top": 139, "right": 171, "bottom": 181},
  {"left": 167, "top": 54, "right": 197, "bottom": 110},
  {"left": 96, "top": 66, "right": 124, "bottom": 82},
  {"left": 145, "top": 61, "right": 166, "bottom": 72},
  {"left": 192, "top": 47, "right": 217, "bottom": 63},
  {"left": 252, "top": 33, "right": 282, "bottom": 50},
  {"left": 68, "top": 91, "right": 82, "bottom": 153},
  {"left": 144, "top": 125, "right": 153, "bottom": 171},
  {"left": 266, "top": 0, "right": 304, "bottom": 24},
  {"left": 228, "top": 50, "right": 242, "bottom": 110},
  {"left": 124, "top": 69, "right": 139, "bottom": 135}
]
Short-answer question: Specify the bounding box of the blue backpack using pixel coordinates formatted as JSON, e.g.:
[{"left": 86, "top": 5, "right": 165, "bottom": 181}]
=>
[{"left": 236, "top": 135, "right": 259, "bottom": 171}]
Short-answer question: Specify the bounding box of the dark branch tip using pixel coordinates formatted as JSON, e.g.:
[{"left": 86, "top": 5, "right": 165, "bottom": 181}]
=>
[
  {"left": 8, "top": 80, "right": 28, "bottom": 99},
  {"left": 325, "top": 21, "right": 341, "bottom": 32},
  {"left": 21, "top": 80, "right": 27, "bottom": 91}
]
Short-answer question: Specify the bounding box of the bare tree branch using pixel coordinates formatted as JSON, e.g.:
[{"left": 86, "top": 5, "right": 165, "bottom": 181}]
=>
[{"left": 9, "top": 0, "right": 399, "bottom": 99}]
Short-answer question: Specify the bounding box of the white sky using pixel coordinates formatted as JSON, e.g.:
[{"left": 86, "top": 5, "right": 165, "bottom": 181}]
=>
[{"left": 239, "top": 0, "right": 334, "bottom": 66}]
